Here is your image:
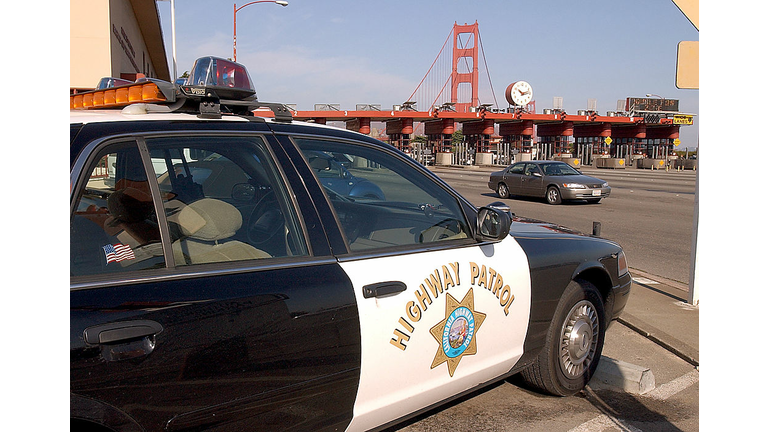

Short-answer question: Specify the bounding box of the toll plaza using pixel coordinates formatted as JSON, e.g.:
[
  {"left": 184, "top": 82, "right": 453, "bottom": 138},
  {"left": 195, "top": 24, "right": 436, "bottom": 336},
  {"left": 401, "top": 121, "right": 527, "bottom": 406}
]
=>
[{"left": 289, "top": 98, "right": 695, "bottom": 170}]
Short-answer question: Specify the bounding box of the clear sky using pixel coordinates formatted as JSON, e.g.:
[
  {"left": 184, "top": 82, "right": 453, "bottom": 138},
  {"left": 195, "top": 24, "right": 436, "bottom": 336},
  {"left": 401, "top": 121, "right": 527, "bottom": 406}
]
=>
[{"left": 157, "top": 0, "right": 699, "bottom": 149}]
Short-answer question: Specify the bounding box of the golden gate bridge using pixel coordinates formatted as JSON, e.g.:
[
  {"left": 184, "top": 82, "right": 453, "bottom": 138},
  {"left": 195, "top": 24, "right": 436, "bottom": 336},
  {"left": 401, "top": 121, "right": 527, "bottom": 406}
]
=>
[{"left": 276, "top": 22, "right": 687, "bottom": 168}]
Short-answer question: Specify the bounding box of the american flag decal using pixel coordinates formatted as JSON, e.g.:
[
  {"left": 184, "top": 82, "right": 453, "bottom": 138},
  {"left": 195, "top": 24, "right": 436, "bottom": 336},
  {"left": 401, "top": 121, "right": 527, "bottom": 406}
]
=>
[{"left": 103, "top": 243, "right": 136, "bottom": 264}]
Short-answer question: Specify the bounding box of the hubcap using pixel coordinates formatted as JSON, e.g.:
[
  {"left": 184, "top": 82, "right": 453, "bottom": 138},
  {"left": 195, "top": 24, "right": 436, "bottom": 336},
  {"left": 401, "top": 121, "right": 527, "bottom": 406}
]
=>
[
  {"left": 559, "top": 300, "right": 599, "bottom": 379},
  {"left": 548, "top": 188, "right": 559, "bottom": 203}
]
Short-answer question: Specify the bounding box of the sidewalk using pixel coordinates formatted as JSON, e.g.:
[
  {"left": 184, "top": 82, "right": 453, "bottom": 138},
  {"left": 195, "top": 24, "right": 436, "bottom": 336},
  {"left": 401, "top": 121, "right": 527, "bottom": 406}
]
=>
[{"left": 620, "top": 268, "right": 699, "bottom": 367}]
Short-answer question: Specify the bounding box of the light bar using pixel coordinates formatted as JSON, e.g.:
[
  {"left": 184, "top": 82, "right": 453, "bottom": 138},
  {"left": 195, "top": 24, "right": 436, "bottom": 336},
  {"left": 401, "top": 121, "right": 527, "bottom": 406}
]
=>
[
  {"left": 71, "top": 82, "right": 168, "bottom": 110},
  {"left": 181, "top": 56, "right": 256, "bottom": 101}
]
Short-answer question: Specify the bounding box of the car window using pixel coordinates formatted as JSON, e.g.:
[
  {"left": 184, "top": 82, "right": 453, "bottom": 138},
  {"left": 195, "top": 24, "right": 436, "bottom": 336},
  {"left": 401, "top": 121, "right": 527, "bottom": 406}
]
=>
[
  {"left": 145, "top": 136, "right": 308, "bottom": 265},
  {"left": 508, "top": 163, "right": 525, "bottom": 174},
  {"left": 542, "top": 163, "right": 580, "bottom": 176},
  {"left": 295, "top": 138, "right": 471, "bottom": 252},
  {"left": 524, "top": 163, "right": 540, "bottom": 176},
  {"left": 71, "top": 140, "right": 165, "bottom": 276},
  {"left": 71, "top": 136, "right": 309, "bottom": 277}
]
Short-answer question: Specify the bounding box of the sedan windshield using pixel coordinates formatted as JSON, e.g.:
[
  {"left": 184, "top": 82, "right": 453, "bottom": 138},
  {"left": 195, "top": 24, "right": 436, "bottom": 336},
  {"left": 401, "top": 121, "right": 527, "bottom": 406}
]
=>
[{"left": 541, "top": 163, "right": 581, "bottom": 176}]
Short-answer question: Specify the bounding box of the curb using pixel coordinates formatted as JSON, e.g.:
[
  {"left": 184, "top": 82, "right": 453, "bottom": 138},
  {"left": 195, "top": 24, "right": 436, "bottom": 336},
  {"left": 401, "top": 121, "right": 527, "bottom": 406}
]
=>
[{"left": 618, "top": 314, "right": 699, "bottom": 367}]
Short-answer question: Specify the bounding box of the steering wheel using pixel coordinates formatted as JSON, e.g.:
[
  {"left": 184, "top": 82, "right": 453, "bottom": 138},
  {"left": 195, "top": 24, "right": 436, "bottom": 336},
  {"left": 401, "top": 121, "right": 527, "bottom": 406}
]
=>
[{"left": 246, "top": 191, "right": 284, "bottom": 248}]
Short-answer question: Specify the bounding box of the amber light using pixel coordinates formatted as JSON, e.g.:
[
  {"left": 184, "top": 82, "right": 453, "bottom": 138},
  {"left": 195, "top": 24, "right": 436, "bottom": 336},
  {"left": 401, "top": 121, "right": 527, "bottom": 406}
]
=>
[{"left": 70, "top": 82, "right": 167, "bottom": 110}]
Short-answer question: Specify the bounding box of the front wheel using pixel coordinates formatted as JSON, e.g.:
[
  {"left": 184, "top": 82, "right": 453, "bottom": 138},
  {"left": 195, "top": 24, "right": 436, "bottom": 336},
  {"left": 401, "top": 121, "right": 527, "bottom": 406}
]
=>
[
  {"left": 546, "top": 186, "right": 562, "bottom": 205},
  {"left": 497, "top": 183, "right": 510, "bottom": 199},
  {"left": 520, "top": 279, "right": 606, "bottom": 396}
]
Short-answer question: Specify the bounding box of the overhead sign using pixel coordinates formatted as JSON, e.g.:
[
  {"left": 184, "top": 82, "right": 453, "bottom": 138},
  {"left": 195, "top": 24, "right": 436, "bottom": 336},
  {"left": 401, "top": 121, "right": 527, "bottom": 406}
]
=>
[
  {"left": 626, "top": 97, "right": 680, "bottom": 112},
  {"left": 673, "top": 115, "right": 694, "bottom": 125}
]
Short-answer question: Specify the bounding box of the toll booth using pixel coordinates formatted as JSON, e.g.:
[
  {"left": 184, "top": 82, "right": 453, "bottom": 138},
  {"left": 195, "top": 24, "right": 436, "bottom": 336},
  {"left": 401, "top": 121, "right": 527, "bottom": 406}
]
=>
[
  {"left": 638, "top": 125, "right": 680, "bottom": 169},
  {"left": 425, "top": 118, "right": 455, "bottom": 166},
  {"left": 573, "top": 122, "right": 612, "bottom": 167},
  {"left": 611, "top": 124, "right": 646, "bottom": 168},
  {"left": 386, "top": 118, "right": 414, "bottom": 154},
  {"left": 462, "top": 119, "right": 495, "bottom": 165},
  {"left": 536, "top": 121, "right": 574, "bottom": 163},
  {"left": 499, "top": 120, "right": 534, "bottom": 164},
  {"left": 345, "top": 117, "right": 371, "bottom": 135}
]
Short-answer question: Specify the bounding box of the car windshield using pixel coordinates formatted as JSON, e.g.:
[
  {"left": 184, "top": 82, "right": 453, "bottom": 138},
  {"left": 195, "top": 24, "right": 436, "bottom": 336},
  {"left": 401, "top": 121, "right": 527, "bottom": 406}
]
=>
[{"left": 541, "top": 163, "right": 581, "bottom": 176}]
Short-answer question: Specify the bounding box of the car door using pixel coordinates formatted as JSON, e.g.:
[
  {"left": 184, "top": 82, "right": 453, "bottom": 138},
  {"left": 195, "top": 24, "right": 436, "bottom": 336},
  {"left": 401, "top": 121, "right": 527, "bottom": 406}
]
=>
[
  {"left": 283, "top": 133, "right": 533, "bottom": 431},
  {"left": 500, "top": 162, "right": 525, "bottom": 195},
  {"left": 521, "top": 163, "right": 545, "bottom": 197},
  {"left": 70, "top": 128, "right": 362, "bottom": 432}
]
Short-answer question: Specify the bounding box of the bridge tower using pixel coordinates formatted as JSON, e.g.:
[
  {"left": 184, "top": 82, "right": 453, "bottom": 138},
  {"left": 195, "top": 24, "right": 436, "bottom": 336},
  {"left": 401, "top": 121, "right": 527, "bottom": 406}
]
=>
[{"left": 451, "top": 22, "right": 480, "bottom": 113}]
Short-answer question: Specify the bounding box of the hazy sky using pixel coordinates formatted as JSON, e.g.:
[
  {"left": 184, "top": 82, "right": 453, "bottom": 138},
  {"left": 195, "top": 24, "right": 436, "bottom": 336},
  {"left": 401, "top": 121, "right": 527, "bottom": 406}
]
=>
[{"left": 157, "top": 0, "right": 699, "bottom": 148}]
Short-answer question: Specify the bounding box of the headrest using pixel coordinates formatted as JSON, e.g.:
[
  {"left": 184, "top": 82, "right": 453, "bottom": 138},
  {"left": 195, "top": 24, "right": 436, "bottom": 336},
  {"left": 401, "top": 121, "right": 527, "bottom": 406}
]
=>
[
  {"left": 177, "top": 198, "right": 242, "bottom": 241},
  {"left": 107, "top": 187, "right": 153, "bottom": 222}
]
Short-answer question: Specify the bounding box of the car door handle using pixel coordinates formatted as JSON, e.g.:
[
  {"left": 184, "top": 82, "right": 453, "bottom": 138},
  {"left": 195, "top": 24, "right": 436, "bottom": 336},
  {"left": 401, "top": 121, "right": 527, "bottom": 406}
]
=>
[
  {"left": 363, "top": 281, "right": 407, "bottom": 299},
  {"left": 83, "top": 320, "right": 164, "bottom": 345}
]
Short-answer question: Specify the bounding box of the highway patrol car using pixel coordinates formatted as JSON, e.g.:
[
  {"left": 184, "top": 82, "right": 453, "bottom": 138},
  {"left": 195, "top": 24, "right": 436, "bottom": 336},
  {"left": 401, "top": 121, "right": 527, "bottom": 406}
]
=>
[{"left": 70, "top": 57, "right": 632, "bottom": 431}]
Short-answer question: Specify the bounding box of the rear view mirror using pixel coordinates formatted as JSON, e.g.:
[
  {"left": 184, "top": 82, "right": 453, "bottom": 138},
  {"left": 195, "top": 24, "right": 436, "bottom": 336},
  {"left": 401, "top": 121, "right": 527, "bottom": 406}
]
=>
[
  {"left": 475, "top": 206, "right": 511, "bottom": 242},
  {"left": 232, "top": 183, "right": 256, "bottom": 201}
]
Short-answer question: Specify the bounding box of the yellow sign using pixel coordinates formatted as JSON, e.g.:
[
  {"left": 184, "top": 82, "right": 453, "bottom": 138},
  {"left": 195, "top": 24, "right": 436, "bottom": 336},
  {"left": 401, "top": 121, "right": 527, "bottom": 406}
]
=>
[
  {"left": 673, "top": 115, "right": 693, "bottom": 125},
  {"left": 673, "top": 138, "right": 681, "bottom": 146},
  {"left": 604, "top": 137, "right": 613, "bottom": 145}
]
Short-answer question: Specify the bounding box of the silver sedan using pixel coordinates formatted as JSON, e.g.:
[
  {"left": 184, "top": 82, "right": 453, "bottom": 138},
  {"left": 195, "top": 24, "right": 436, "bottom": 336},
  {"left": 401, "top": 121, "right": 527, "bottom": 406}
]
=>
[{"left": 488, "top": 160, "right": 611, "bottom": 204}]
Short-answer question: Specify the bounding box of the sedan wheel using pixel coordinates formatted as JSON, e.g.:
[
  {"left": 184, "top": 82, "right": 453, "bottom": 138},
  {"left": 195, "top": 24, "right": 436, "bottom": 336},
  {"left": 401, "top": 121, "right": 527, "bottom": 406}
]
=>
[
  {"left": 546, "top": 186, "right": 562, "bottom": 205},
  {"left": 497, "top": 183, "right": 510, "bottom": 199},
  {"left": 559, "top": 300, "right": 600, "bottom": 379},
  {"left": 520, "top": 279, "right": 605, "bottom": 396}
]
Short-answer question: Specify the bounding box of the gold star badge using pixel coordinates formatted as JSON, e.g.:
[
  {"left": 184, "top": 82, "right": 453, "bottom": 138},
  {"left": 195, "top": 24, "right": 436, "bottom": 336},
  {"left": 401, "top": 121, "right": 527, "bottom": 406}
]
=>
[{"left": 430, "top": 288, "right": 486, "bottom": 377}]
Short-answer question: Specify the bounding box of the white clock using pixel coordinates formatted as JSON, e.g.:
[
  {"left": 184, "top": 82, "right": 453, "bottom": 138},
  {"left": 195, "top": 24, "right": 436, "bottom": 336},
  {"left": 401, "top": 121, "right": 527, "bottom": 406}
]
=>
[{"left": 506, "top": 81, "right": 533, "bottom": 106}]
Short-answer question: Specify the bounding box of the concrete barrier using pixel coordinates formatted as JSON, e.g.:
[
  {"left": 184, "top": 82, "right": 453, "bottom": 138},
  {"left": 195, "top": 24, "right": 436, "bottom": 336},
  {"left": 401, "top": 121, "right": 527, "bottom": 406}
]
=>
[{"left": 592, "top": 356, "right": 655, "bottom": 395}]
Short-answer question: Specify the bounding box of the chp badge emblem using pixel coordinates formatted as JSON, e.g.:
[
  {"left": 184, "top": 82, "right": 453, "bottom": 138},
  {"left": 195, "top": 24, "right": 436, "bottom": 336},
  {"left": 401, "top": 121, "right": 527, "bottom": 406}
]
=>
[{"left": 429, "top": 288, "right": 486, "bottom": 377}]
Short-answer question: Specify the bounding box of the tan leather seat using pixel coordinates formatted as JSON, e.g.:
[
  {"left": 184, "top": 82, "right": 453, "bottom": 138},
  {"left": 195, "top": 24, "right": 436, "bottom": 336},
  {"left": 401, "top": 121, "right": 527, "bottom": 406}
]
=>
[{"left": 172, "top": 198, "right": 270, "bottom": 265}]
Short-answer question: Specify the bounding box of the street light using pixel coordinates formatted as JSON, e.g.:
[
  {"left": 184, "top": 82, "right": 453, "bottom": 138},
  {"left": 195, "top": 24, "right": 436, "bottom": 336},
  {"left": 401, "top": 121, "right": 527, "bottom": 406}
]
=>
[
  {"left": 157, "top": 0, "right": 179, "bottom": 81},
  {"left": 233, "top": 1, "right": 288, "bottom": 62}
]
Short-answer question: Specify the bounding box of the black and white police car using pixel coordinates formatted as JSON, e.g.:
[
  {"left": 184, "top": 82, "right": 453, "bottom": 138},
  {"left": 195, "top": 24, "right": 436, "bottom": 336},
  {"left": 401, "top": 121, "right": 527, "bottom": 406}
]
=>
[{"left": 70, "top": 57, "right": 631, "bottom": 431}]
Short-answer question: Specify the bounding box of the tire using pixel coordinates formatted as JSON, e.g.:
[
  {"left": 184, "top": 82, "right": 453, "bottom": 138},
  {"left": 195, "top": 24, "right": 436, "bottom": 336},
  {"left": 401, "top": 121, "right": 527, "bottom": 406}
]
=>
[
  {"left": 497, "top": 183, "right": 510, "bottom": 199},
  {"left": 546, "top": 186, "right": 562, "bottom": 205},
  {"left": 520, "top": 279, "right": 606, "bottom": 396}
]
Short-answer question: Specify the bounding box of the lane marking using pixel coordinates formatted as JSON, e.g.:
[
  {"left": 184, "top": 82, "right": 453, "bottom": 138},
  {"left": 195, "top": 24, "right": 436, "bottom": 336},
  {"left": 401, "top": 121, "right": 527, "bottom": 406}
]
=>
[
  {"left": 632, "top": 276, "right": 658, "bottom": 285},
  {"left": 571, "top": 370, "right": 699, "bottom": 431},
  {"left": 645, "top": 370, "right": 699, "bottom": 400},
  {"left": 568, "top": 414, "right": 644, "bottom": 432}
]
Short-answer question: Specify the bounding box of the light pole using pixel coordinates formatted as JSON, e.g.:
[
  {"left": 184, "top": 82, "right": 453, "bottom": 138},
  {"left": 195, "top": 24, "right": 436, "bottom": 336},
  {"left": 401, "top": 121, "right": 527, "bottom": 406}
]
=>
[
  {"left": 233, "top": 1, "right": 288, "bottom": 62},
  {"left": 157, "top": 0, "right": 179, "bottom": 81}
]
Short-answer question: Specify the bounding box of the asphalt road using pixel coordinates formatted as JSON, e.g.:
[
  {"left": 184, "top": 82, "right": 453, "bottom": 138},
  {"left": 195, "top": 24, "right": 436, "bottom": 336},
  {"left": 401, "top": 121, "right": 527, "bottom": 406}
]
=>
[{"left": 430, "top": 165, "right": 697, "bottom": 285}]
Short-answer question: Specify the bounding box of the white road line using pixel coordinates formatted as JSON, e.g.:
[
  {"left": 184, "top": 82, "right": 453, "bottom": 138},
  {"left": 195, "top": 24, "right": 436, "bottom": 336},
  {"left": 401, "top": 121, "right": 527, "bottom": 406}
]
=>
[
  {"left": 568, "top": 414, "right": 644, "bottom": 432},
  {"left": 645, "top": 370, "right": 699, "bottom": 400},
  {"left": 570, "top": 370, "right": 699, "bottom": 431}
]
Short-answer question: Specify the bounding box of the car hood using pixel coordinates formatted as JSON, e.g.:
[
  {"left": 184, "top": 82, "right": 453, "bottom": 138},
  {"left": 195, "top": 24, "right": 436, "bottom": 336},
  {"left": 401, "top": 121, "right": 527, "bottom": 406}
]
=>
[
  {"left": 510, "top": 216, "right": 586, "bottom": 236},
  {"left": 552, "top": 174, "right": 605, "bottom": 185},
  {"left": 508, "top": 215, "right": 621, "bottom": 248}
]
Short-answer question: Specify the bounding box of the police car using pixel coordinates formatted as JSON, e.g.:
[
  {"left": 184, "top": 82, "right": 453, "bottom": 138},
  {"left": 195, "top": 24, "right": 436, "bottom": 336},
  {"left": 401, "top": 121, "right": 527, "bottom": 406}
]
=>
[{"left": 70, "top": 57, "right": 631, "bottom": 431}]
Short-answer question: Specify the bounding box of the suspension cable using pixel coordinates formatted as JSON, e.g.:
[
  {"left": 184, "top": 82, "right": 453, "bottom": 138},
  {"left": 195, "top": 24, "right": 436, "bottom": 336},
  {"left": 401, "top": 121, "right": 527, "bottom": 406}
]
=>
[{"left": 406, "top": 27, "right": 453, "bottom": 103}]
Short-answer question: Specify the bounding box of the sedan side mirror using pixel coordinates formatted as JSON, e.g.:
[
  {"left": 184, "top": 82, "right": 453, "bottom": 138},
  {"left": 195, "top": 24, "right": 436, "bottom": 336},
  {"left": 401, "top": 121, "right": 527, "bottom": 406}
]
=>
[{"left": 475, "top": 206, "right": 511, "bottom": 242}]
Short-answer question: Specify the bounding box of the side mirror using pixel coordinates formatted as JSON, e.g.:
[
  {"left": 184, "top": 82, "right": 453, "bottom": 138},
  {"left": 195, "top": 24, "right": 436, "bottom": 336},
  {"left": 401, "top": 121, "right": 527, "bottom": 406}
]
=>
[
  {"left": 532, "top": 172, "right": 542, "bottom": 177},
  {"left": 475, "top": 206, "right": 511, "bottom": 242}
]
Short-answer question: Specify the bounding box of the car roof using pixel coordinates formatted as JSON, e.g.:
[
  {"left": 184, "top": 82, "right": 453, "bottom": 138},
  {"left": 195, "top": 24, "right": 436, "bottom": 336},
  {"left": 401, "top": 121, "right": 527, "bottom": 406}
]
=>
[{"left": 69, "top": 106, "right": 354, "bottom": 135}]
